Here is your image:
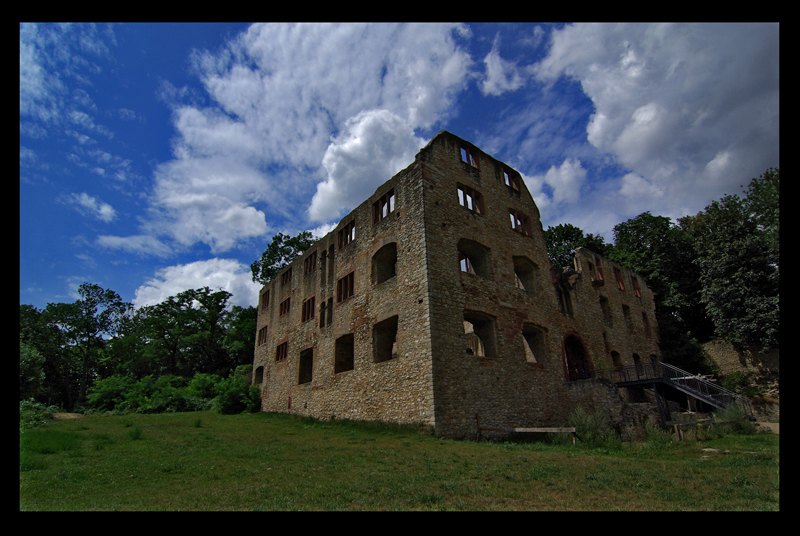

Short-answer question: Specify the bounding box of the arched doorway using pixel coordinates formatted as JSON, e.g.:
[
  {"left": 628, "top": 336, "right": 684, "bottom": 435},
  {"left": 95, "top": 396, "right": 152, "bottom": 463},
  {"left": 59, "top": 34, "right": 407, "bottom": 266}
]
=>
[{"left": 564, "top": 334, "right": 592, "bottom": 381}]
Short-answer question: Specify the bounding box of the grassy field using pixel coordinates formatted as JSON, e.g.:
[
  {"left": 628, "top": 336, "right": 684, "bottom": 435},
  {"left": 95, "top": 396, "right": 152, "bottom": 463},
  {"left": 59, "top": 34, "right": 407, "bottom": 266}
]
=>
[{"left": 19, "top": 411, "right": 780, "bottom": 511}]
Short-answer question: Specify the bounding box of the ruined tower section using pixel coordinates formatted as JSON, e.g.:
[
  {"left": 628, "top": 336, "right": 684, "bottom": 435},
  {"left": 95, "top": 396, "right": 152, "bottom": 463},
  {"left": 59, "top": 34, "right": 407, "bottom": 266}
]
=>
[
  {"left": 418, "top": 132, "right": 660, "bottom": 438},
  {"left": 251, "top": 158, "right": 437, "bottom": 426}
]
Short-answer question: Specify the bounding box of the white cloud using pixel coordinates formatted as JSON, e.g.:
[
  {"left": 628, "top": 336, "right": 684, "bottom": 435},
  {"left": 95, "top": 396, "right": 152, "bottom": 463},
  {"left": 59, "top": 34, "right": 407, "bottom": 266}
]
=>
[
  {"left": 96, "top": 234, "right": 172, "bottom": 258},
  {"left": 63, "top": 192, "right": 116, "bottom": 222},
  {"left": 480, "top": 38, "right": 525, "bottom": 96},
  {"left": 533, "top": 157, "right": 587, "bottom": 205},
  {"left": 534, "top": 23, "right": 779, "bottom": 219},
  {"left": 308, "top": 109, "right": 426, "bottom": 222},
  {"left": 133, "top": 258, "right": 261, "bottom": 309}
]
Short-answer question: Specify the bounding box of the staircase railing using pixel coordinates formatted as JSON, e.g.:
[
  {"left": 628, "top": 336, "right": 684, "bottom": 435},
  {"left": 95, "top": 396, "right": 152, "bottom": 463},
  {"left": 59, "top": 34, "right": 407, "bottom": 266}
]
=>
[{"left": 580, "top": 362, "right": 754, "bottom": 419}]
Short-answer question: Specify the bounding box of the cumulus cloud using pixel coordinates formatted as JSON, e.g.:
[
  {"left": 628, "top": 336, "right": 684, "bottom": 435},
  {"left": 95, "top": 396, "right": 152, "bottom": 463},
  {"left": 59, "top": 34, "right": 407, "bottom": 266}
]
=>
[
  {"left": 132, "top": 258, "right": 261, "bottom": 309},
  {"left": 534, "top": 22, "right": 779, "bottom": 218},
  {"left": 96, "top": 234, "right": 172, "bottom": 258},
  {"left": 63, "top": 192, "right": 117, "bottom": 222},
  {"left": 480, "top": 38, "right": 525, "bottom": 96},
  {"left": 308, "top": 109, "right": 426, "bottom": 222}
]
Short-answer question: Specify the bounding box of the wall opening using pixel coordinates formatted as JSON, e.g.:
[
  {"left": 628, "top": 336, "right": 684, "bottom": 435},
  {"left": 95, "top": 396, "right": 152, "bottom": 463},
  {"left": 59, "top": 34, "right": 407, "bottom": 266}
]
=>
[
  {"left": 463, "top": 311, "right": 497, "bottom": 357},
  {"left": 373, "top": 315, "right": 399, "bottom": 363},
  {"left": 457, "top": 238, "right": 492, "bottom": 279},
  {"left": 298, "top": 347, "right": 313, "bottom": 384},
  {"left": 372, "top": 242, "right": 397, "bottom": 285},
  {"left": 254, "top": 366, "right": 264, "bottom": 384},
  {"left": 513, "top": 256, "right": 538, "bottom": 294},
  {"left": 611, "top": 351, "right": 622, "bottom": 370},
  {"left": 335, "top": 333, "right": 355, "bottom": 373},
  {"left": 564, "top": 334, "right": 592, "bottom": 381},
  {"left": 522, "top": 323, "right": 547, "bottom": 364},
  {"left": 599, "top": 296, "right": 613, "bottom": 325}
]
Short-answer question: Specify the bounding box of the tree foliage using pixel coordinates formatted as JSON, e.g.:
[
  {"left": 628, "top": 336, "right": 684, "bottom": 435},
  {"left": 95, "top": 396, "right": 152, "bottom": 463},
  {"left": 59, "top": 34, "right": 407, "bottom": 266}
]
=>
[
  {"left": 544, "top": 223, "right": 609, "bottom": 269},
  {"left": 250, "top": 231, "right": 316, "bottom": 285}
]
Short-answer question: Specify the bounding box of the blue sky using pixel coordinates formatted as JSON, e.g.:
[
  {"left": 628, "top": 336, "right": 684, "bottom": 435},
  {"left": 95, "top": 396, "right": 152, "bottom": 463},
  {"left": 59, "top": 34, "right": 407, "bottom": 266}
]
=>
[{"left": 20, "top": 23, "right": 779, "bottom": 311}]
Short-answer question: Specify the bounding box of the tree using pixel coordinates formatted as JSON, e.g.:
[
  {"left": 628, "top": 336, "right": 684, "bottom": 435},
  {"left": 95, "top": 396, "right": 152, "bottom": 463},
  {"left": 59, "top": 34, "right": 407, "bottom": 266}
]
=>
[
  {"left": 250, "top": 231, "right": 316, "bottom": 285},
  {"left": 544, "top": 223, "right": 609, "bottom": 269},
  {"left": 683, "top": 180, "right": 779, "bottom": 350}
]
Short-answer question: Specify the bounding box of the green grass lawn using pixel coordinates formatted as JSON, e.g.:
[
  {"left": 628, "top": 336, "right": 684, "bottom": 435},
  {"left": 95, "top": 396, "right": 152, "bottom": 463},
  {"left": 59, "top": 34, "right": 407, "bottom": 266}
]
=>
[{"left": 19, "top": 411, "right": 780, "bottom": 511}]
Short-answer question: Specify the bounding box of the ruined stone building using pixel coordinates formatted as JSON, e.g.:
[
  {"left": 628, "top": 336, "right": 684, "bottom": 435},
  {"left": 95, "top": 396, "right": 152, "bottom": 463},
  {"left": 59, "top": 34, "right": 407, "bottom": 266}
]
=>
[{"left": 251, "top": 131, "right": 660, "bottom": 439}]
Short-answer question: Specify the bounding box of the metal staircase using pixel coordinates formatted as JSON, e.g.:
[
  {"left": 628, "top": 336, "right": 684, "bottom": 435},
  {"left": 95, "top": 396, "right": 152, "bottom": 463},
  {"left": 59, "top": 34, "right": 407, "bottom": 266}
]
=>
[{"left": 584, "top": 361, "right": 755, "bottom": 422}]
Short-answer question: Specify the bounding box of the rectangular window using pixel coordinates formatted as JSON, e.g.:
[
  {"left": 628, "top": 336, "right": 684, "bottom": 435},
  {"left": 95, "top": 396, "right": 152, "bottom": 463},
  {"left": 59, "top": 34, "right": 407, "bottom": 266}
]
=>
[
  {"left": 280, "top": 268, "right": 292, "bottom": 287},
  {"left": 372, "top": 189, "right": 395, "bottom": 224},
  {"left": 460, "top": 146, "right": 479, "bottom": 168},
  {"left": 279, "top": 297, "right": 291, "bottom": 317},
  {"left": 275, "top": 341, "right": 288, "bottom": 362},
  {"left": 336, "top": 271, "right": 355, "bottom": 303},
  {"left": 338, "top": 220, "right": 356, "bottom": 249},
  {"left": 457, "top": 184, "right": 484, "bottom": 214},
  {"left": 257, "top": 325, "right": 269, "bottom": 346},
  {"left": 631, "top": 276, "right": 642, "bottom": 298},
  {"left": 335, "top": 333, "right": 355, "bottom": 373},
  {"left": 509, "top": 209, "right": 532, "bottom": 236},
  {"left": 301, "top": 296, "right": 315, "bottom": 323},
  {"left": 303, "top": 251, "right": 317, "bottom": 275},
  {"left": 298, "top": 347, "right": 313, "bottom": 384},
  {"left": 503, "top": 169, "right": 521, "bottom": 191},
  {"left": 614, "top": 267, "right": 625, "bottom": 291},
  {"left": 260, "top": 290, "right": 270, "bottom": 310}
]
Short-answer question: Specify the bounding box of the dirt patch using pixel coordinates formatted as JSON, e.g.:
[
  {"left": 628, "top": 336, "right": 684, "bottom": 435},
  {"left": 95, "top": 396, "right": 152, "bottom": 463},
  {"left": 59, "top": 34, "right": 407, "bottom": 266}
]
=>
[{"left": 53, "top": 413, "right": 82, "bottom": 420}]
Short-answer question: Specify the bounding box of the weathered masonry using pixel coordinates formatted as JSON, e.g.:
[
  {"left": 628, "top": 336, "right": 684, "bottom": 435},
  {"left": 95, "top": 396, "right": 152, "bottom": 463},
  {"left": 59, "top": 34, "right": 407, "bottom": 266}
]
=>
[{"left": 252, "top": 131, "right": 661, "bottom": 439}]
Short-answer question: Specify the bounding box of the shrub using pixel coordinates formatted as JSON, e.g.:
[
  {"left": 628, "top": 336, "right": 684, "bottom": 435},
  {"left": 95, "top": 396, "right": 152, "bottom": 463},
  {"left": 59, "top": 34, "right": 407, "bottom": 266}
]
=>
[
  {"left": 214, "top": 369, "right": 260, "bottom": 414},
  {"left": 568, "top": 406, "right": 621, "bottom": 450},
  {"left": 86, "top": 375, "right": 135, "bottom": 412},
  {"left": 19, "top": 399, "right": 60, "bottom": 431}
]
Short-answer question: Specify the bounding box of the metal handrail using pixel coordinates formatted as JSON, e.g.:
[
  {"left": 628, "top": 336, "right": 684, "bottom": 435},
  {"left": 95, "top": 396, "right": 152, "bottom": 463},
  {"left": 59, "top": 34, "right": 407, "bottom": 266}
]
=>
[{"left": 574, "top": 362, "right": 754, "bottom": 418}]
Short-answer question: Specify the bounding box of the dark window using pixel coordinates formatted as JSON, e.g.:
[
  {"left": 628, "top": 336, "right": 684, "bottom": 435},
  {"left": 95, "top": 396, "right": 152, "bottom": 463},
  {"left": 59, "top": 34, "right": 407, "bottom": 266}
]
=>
[
  {"left": 301, "top": 296, "right": 315, "bottom": 323},
  {"left": 281, "top": 268, "right": 292, "bottom": 287},
  {"left": 298, "top": 347, "right": 313, "bottom": 384},
  {"left": 457, "top": 184, "right": 484, "bottom": 214},
  {"left": 372, "top": 189, "right": 395, "bottom": 224},
  {"left": 457, "top": 238, "right": 491, "bottom": 279},
  {"left": 522, "top": 323, "right": 548, "bottom": 364},
  {"left": 337, "top": 271, "right": 355, "bottom": 302},
  {"left": 338, "top": 221, "right": 356, "bottom": 249},
  {"left": 334, "top": 333, "right": 355, "bottom": 373},
  {"left": 564, "top": 335, "right": 592, "bottom": 381},
  {"left": 509, "top": 209, "right": 532, "bottom": 236},
  {"left": 279, "top": 297, "right": 291, "bottom": 317},
  {"left": 513, "top": 256, "right": 538, "bottom": 294},
  {"left": 275, "top": 341, "right": 288, "bottom": 362},
  {"left": 642, "top": 312, "right": 652, "bottom": 339},
  {"left": 303, "top": 251, "right": 317, "bottom": 275},
  {"left": 460, "top": 146, "right": 479, "bottom": 168},
  {"left": 373, "top": 315, "right": 399, "bottom": 363},
  {"left": 631, "top": 276, "right": 642, "bottom": 297},
  {"left": 614, "top": 267, "right": 625, "bottom": 291},
  {"left": 257, "top": 325, "right": 269, "bottom": 346},
  {"left": 372, "top": 242, "right": 397, "bottom": 285},
  {"left": 260, "top": 290, "right": 270, "bottom": 310},
  {"left": 463, "top": 311, "right": 497, "bottom": 358}
]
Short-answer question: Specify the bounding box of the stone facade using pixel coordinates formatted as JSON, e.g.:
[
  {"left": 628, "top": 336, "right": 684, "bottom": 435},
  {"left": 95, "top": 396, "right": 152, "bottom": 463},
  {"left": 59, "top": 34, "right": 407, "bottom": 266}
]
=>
[{"left": 252, "top": 131, "right": 660, "bottom": 439}]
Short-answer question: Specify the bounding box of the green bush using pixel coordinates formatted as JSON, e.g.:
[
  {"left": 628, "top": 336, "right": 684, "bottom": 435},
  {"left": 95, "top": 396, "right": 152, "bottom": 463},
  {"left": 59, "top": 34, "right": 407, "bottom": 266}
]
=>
[
  {"left": 568, "top": 406, "right": 621, "bottom": 450},
  {"left": 19, "top": 399, "right": 60, "bottom": 431},
  {"left": 214, "top": 370, "right": 260, "bottom": 414},
  {"left": 86, "top": 375, "right": 135, "bottom": 412}
]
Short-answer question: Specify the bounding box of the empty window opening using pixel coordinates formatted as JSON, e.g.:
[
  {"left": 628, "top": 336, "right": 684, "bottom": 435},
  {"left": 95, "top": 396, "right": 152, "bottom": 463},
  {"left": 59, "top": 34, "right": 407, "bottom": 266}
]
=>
[
  {"left": 275, "top": 341, "right": 288, "bottom": 362},
  {"left": 326, "top": 297, "right": 333, "bottom": 325},
  {"left": 457, "top": 238, "right": 492, "bottom": 279},
  {"left": 260, "top": 290, "right": 270, "bottom": 310},
  {"left": 279, "top": 297, "right": 291, "bottom": 317},
  {"left": 460, "top": 146, "right": 479, "bottom": 168},
  {"left": 298, "top": 347, "right": 314, "bottom": 384},
  {"left": 372, "top": 189, "right": 395, "bottom": 224},
  {"left": 622, "top": 304, "right": 634, "bottom": 332},
  {"left": 373, "top": 315, "right": 399, "bottom": 363},
  {"left": 631, "top": 276, "right": 642, "bottom": 298},
  {"left": 642, "top": 312, "right": 652, "bottom": 339},
  {"left": 509, "top": 209, "right": 532, "bottom": 236},
  {"left": 372, "top": 242, "right": 398, "bottom": 285},
  {"left": 335, "top": 333, "right": 355, "bottom": 373},
  {"left": 503, "top": 169, "right": 521, "bottom": 191},
  {"left": 599, "top": 296, "right": 613, "bottom": 325},
  {"left": 319, "top": 300, "right": 327, "bottom": 328},
  {"left": 463, "top": 311, "right": 497, "bottom": 358},
  {"left": 304, "top": 251, "right": 317, "bottom": 275},
  {"left": 301, "top": 296, "right": 315, "bottom": 323},
  {"left": 254, "top": 366, "right": 264, "bottom": 385},
  {"left": 257, "top": 325, "right": 269, "bottom": 346},
  {"left": 556, "top": 285, "right": 573, "bottom": 317},
  {"left": 338, "top": 220, "right": 356, "bottom": 249},
  {"left": 633, "top": 353, "right": 642, "bottom": 376},
  {"left": 513, "top": 256, "right": 538, "bottom": 294},
  {"left": 319, "top": 250, "right": 327, "bottom": 284},
  {"left": 328, "top": 245, "right": 335, "bottom": 281},
  {"left": 457, "top": 184, "right": 484, "bottom": 214},
  {"left": 337, "top": 271, "right": 355, "bottom": 302},
  {"left": 611, "top": 351, "right": 622, "bottom": 370},
  {"left": 522, "top": 323, "right": 548, "bottom": 364},
  {"left": 281, "top": 268, "right": 292, "bottom": 287},
  {"left": 564, "top": 335, "right": 592, "bottom": 381},
  {"left": 614, "top": 267, "right": 625, "bottom": 291}
]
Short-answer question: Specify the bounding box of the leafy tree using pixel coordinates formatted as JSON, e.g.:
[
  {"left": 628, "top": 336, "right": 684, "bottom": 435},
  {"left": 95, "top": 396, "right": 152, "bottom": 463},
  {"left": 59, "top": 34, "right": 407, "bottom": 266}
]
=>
[
  {"left": 250, "top": 231, "right": 315, "bottom": 285},
  {"left": 544, "top": 223, "right": 609, "bottom": 269},
  {"left": 681, "top": 174, "right": 779, "bottom": 350},
  {"left": 20, "top": 336, "right": 45, "bottom": 401},
  {"left": 223, "top": 305, "right": 258, "bottom": 367}
]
